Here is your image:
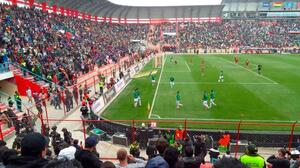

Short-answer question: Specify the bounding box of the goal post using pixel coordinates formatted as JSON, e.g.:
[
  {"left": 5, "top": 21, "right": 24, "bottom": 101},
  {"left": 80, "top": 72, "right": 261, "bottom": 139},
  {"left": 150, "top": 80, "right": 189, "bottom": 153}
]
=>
[{"left": 154, "top": 53, "right": 165, "bottom": 68}]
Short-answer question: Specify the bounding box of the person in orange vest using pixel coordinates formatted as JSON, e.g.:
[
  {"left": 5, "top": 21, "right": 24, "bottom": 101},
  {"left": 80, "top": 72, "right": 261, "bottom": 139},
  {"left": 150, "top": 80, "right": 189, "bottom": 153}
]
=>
[
  {"left": 175, "top": 127, "right": 184, "bottom": 142},
  {"left": 218, "top": 131, "right": 231, "bottom": 152}
]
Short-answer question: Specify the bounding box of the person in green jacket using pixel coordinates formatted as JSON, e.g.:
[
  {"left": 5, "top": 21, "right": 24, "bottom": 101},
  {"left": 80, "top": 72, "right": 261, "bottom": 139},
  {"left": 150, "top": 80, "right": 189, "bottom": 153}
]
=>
[{"left": 14, "top": 91, "right": 22, "bottom": 112}]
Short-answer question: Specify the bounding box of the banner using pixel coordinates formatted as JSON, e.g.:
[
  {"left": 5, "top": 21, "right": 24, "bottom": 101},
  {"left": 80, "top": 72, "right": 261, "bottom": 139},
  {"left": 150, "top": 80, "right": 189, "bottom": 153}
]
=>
[
  {"left": 267, "top": 12, "right": 300, "bottom": 17},
  {"left": 262, "top": 2, "right": 270, "bottom": 7},
  {"left": 273, "top": 2, "right": 283, "bottom": 7},
  {"left": 91, "top": 96, "right": 105, "bottom": 113},
  {"left": 285, "top": 2, "right": 294, "bottom": 8},
  {"left": 134, "top": 65, "right": 139, "bottom": 73},
  {"left": 124, "top": 74, "right": 130, "bottom": 82},
  {"left": 114, "top": 79, "right": 125, "bottom": 93},
  {"left": 104, "top": 87, "right": 116, "bottom": 102},
  {"left": 129, "top": 67, "right": 135, "bottom": 77}
]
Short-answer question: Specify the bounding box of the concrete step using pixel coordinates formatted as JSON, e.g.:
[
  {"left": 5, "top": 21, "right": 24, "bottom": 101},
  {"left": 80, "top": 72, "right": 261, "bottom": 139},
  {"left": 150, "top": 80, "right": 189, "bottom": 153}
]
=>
[{"left": 2, "top": 127, "right": 15, "bottom": 142}]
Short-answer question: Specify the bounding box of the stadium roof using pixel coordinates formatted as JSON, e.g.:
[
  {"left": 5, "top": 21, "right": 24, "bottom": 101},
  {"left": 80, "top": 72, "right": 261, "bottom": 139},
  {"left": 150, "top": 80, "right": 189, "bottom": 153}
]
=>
[{"left": 35, "top": 0, "right": 224, "bottom": 19}]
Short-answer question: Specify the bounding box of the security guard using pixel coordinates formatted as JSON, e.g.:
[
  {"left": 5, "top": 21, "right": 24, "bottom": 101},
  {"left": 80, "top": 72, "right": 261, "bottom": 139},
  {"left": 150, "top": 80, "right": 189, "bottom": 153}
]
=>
[
  {"left": 240, "top": 144, "right": 266, "bottom": 168},
  {"left": 98, "top": 80, "right": 104, "bottom": 95},
  {"left": 14, "top": 91, "right": 22, "bottom": 112}
]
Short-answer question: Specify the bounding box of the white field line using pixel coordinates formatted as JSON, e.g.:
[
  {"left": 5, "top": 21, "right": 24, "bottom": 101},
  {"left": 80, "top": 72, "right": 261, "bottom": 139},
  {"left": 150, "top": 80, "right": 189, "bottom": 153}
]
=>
[
  {"left": 222, "top": 59, "right": 278, "bottom": 84},
  {"left": 151, "top": 114, "right": 161, "bottom": 119},
  {"left": 185, "top": 61, "right": 191, "bottom": 72},
  {"left": 148, "top": 56, "right": 167, "bottom": 118},
  {"left": 159, "top": 82, "right": 277, "bottom": 85},
  {"left": 149, "top": 117, "right": 294, "bottom": 123},
  {"left": 164, "top": 71, "right": 190, "bottom": 73}
]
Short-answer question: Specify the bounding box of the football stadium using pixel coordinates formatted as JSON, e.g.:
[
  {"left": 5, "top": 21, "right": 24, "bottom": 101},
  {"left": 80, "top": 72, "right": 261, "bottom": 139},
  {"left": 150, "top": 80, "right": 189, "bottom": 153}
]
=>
[{"left": 0, "top": 0, "right": 300, "bottom": 167}]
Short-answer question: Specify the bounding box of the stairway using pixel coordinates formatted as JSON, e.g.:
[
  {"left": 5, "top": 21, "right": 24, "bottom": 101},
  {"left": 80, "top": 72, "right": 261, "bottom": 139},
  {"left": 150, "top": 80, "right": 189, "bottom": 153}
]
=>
[{"left": 0, "top": 102, "right": 24, "bottom": 141}]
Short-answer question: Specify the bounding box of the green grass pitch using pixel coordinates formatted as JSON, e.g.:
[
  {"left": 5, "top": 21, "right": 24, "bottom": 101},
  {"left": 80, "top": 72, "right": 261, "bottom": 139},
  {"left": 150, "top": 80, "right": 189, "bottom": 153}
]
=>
[{"left": 102, "top": 54, "right": 300, "bottom": 131}]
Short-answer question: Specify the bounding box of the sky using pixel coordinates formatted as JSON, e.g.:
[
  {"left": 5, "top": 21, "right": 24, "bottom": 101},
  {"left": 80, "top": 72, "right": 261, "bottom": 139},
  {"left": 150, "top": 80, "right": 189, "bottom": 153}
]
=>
[{"left": 108, "top": 0, "right": 223, "bottom": 6}]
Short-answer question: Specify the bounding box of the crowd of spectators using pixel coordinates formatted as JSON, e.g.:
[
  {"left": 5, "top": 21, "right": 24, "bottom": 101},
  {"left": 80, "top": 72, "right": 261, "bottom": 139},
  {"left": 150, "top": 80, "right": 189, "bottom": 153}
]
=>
[
  {"left": 0, "top": 4, "right": 147, "bottom": 87},
  {"left": 1, "top": 5, "right": 300, "bottom": 85},
  {"left": 179, "top": 20, "right": 300, "bottom": 50},
  {"left": 0, "top": 129, "right": 300, "bottom": 168}
]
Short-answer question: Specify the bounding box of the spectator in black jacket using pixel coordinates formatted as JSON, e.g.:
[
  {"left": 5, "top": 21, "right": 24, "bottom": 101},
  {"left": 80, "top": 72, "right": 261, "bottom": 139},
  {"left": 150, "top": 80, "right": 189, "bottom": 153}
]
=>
[
  {"left": 75, "top": 136, "right": 102, "bottom": 168},
  {"left": 6, "top": 132, "right": 49, "bottom": 168},
  {"left": 213, "top": 157, "right": 247, "bottom": 168},
  {"left": 267, "top": 148, "right": 290, "bottom": 168},
  {"left": 194, "top": 135, "right": 207, "bottom": 163},
  {"left": 177, "top": 146, "right": 201, "bottom": 168}
]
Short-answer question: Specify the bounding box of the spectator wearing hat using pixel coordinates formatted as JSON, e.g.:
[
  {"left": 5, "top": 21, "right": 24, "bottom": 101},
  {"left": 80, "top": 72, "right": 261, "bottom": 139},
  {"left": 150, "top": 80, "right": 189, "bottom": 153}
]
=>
[
  {"left": 267, "top": 148, "right": 290, "bottom": 168},
  {"left": 290, "top": 150, "right": 300, "bottom": 168},
  {"left": 6, "top": 132, "right": 49, "bottom": 168},
  {"left": 75, "top": 136, "right": 102, "bottom": 168},
  {"left": 239, "top": 144, "right": 266, "bottom": 168}
]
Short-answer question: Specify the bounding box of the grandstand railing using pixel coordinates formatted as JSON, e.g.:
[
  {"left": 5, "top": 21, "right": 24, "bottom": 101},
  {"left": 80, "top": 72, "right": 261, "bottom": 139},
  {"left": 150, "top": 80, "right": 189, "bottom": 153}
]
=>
[{"left": 3, "top": 117, "right": 296, "bottom": 159}]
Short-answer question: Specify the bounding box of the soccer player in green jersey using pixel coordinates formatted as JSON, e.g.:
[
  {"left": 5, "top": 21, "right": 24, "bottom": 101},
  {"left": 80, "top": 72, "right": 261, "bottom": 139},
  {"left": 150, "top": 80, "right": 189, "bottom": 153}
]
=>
[
  {"left": 203, "top": 91, "right": 209, "bottom": 109},
  {"left": 133, "top": 88, "right": 141, "bottom": 107},
  {"left": 170, "top": 76, "right": 175, "bottom": 88},
  {"left": 209, "top": 89, "right": 216, "bottom": 108},
  {"left": 176, "top": 91, "right": 183, "bottom": 109},
  {"left": 218, "top": 70, "right": 224, "bottom": 82},
  {"left": 257, "top": 64, "right": 262, "bottom": 75},
  {"left": 151, "top": 75, "right": 155, "bottom": 85}
]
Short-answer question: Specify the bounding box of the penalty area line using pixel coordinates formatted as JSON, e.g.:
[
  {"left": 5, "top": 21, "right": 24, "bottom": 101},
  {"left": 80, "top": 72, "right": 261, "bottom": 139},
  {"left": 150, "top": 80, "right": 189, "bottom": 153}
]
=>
[
  {"left": 185, "top": 61, "right": 191, "bottom": 72},
  {"left": 150, "top": 117, "right": 294, "bottom": 123},
  {"left": 159, "top": 82, "right": 277, "bottom": 85},
  {"left": 222, "top": 58, "right": 278, "bottom": 84}
]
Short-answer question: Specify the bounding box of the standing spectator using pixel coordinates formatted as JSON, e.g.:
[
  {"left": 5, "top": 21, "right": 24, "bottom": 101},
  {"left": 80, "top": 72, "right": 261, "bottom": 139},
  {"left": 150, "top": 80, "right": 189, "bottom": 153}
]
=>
[
  {"left": 115, "top": 148, "right": 147, "bottom": 168},
  {"left": 213, "top": 157, "right": 247, "bottom": 168},
  {"left": 209, "top": 145, "right": 220, "bottom": 164},
  {"left": 163, "top": 146, "right": 179, "bottom": 168},
  {"left": 6, "top": 132, "right": 48, "bottom": 168},
  {"left": 145, "top": 138, "right": 169, "bottom": 168},
  {"left": 177, "top": 146, "right": 201, "bottom": 168},
  {"left": 26, "top": 87, "right": 33, "bottom": 104},
  {"left": 240, "top": 144, "right": 266, "bottom": 168},
  {"left": 75, "top": 136, "right": 102, "bottom": 168},
  {"left": 79, "top": 85, "right": 83, "bottom": 101},
  {"left": 73, "top": 85, "right": 79, "bottom": 106},
  {"left": 267, "top": 148, "right": 290, "bottom": 168},
  {"left": 80, "top": 102, "right": 89, "bottom": 118},
  {"left": 73, "top": 139, "right": 81, "bottom": 151},
  {"left": 290, "top": 150, "right": 300, "bottom": 168},
  {"left": 14, "top": 91, "right": 22, "bottom": 112},
  {"left": 8, "top": 97, "right": 13, "bottom": 107},
  {"left": 98, "top": 80, "right": 104, "bottom": 95},
  {"left": 194, "top": 135, "right": 207, "bottom": 164},
  {"left": 62, "top": 128, "right": 72, "bottom": 145}
]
